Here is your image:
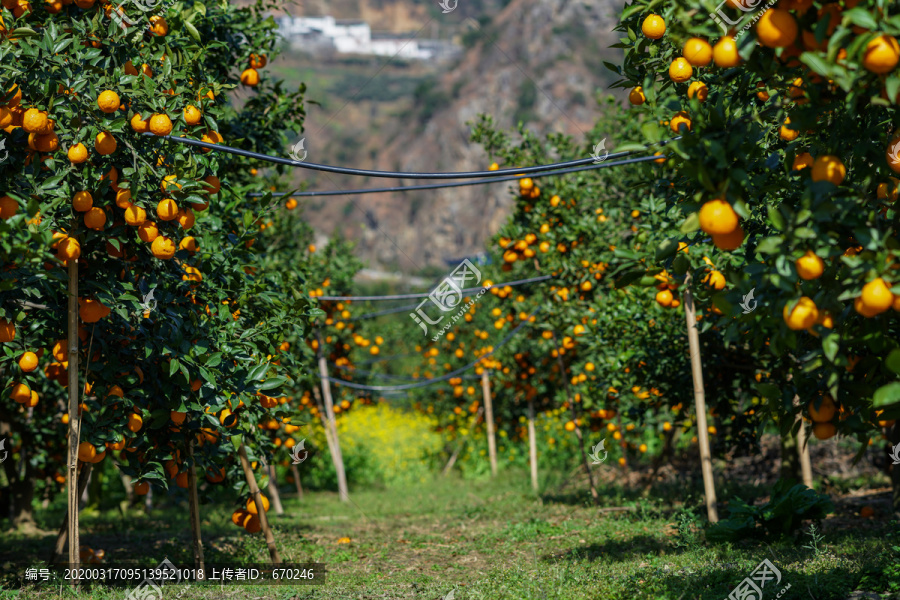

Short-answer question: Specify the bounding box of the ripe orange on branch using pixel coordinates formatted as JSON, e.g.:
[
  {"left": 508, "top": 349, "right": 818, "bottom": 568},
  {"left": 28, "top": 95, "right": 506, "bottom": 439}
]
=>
[{"left": 699, "top": 199, "right": 738, "bottom": 236}]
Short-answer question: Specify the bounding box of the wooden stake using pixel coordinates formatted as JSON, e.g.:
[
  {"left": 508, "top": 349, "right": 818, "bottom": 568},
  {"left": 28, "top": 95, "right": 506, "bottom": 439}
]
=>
[
  {"left": 291, "top": 464, "right": 304, "bottom": 500},
  {"left": 527, "top": 398, "right": 538, "bottom": 492},
  {"left": 49, "top": 462, "right": 91, "bottom": 566},
  {"left": 797, "top": 420, "right": 813, "bottom": 489},
  {"left": 237, "top": 444, "right": 281, "bottom": 563},
  {"left": 552, "top": 333, "right": 599, "bottom": 505},
  {"left": 683, "top": 272, "right": 718, "bottom": 523},
  {"left": 66, "top": 259, "right": 81, "bottom": 584},
  {"left": 316, "top": 332, "right": 349, "bottom": 502},
  {"left": 481, "top": 370, "right": 498, "bottom": 478},
  {"left": 267, "top": 465, "right": 285, "bottom": 515},
  {"left": 186, "top": 443, "right": 205, "bottom": 579}
]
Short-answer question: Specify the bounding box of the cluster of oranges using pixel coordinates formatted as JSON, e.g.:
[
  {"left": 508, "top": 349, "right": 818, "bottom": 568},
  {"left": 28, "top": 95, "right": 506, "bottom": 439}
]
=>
[
  {"left": 240, "top": 53, "right": 268, "bottom": 87},
  {"left": 230, "top": 494, "right": 269, "bottom": 534}
]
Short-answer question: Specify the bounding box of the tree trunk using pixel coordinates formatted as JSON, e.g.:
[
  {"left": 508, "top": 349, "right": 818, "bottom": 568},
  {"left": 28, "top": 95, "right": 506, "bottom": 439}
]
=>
[
  {"left": 780, "top": 428, "right": 801, "bottom": 484},
  {"left": 10, "top": 476, "right": 36, "bottom": 531}
]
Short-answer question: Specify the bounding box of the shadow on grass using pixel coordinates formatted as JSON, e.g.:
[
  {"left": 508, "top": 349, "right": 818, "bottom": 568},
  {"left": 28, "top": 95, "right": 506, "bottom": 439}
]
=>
[{"left": 546, "top": 534, "right": 674, "bottom": 563}]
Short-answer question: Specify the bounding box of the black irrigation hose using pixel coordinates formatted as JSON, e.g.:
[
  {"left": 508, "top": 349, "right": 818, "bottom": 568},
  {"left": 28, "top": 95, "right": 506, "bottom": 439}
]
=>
[
  {"left": 249, "top": 153, "right": 669, "bottom": 198},
  {"left": 146, "top": 132, "right": 675, "bottom": 180},
  {"left": 319, "top": 307, "right": 541, "bottom": 391},
  {"left": 317, "top": 274, "right": 552, "bottom": 302}
]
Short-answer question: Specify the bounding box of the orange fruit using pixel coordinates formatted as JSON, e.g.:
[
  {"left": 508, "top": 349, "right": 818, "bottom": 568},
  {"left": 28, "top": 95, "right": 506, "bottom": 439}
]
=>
[
  {"left": 97, "top": 90, "right": 120, "bottom": 113},
  {"left": 170, "top": 410, "right": 187, "bottom": 425},
  {"left": 669, "top": 58, "right": 693, "bottom": 83},
  {"left": 756, "top": 9, "right": 798, "bottom": 48},
  {"left": 792, "top": 152, "right": 813, "bottom": 171},
  {"left": 0, "top": 318, "right": 16, "bottom": 343},
  {"left": 175, "top": 472, "right": 189, "bottom": 489},
  {"left": 177, "top": 209, "right": 195, "bottom": 230},
  {"left": 67, "top": 143, "right": 88, "bottom": 164},
  {"left": 240, "top": 68, "right": 260, "bottom": 87},
  {"left": 863, "top": 35, "right": 900, "bottom": 74},
  {"left": 18, "top": 351, "right": 38, "bottom": 372},
  {"left": 57, "top": 237, "right": 81, "bottom": 261},
  {"left": 687, "top": 81, "right": 708, "bottom": 102},
  {"left": 812, "top": 422, "right": 836, "bottom": 440},
  {"left": 783, "top": 296, "right": 818, "bottom": 330},
  {"left": 202, "top": 175, "right": 220, "bottom": 194},
  {"left": 149, "top": 15, "right": 168, "bottom": 36},
  {"left": 200, "top": 130, "right": 223, "bottom": 151},
  {"left": 232, "top": 509, "right": 250, "bottom": 526},
  {"left": 243, "top": 515, "right": 261, "bottom": 533},
  {"left": 137, "top": 221, "right": 159, "bottom": 243},
  {"left": 683, "top": 37, "right": 712, "bottom": 66},
  {"left": 10, "top": 382, "right": 31, "bottom": 403},
  {"left": 641, "top": 14, "right": 665, "bottom": 39},
  {"left": 779, "top": 117, "right": 799, "bottom": 141},
  {"left": 183, "top": 105, "right": 202, "bottom": 125},
  {"left": 22, "top": 108, "right": 48, "bottom": 133},
  {"left": 670, "top": 111, "right": 691, "bottom": 133},
  {"left": 34, "top": 132, "right": 59, "bottom": 152},
  {"left": 77, "top": 441, "right": 97, "bottom": 462},
  {"left": 857, "top": 277, "right": 894, "bottom": 316},
  {"left": 246, "top": 494, "right": 270, "bottom": 514},
  {"left": 84, "top": 207, "right": 106, "bottom": 230},
  {"left": 134, "top": 481, "right": 149, "bottom": 495},
  {"left": 179, "top": 236, "right": 199, "bottom": 253},
  {"left": 124, "top": 205, "right": 147, "bottom": 226},
  {"left": 795, "top": 250, "right": 824, "bottom": 280},
  {"left": 151, "top": 236, "right": 176, "bottom": 260},
  {"left": 713, "top": 36, "right": 740, "bottom": 67},
  {"left": 286, "top": 198, "right": 297, "bottom": 210},
  {"left": 811, "top": 155, "right": 846, "bottom": 185},
  {"left": 219, "top": 408, "right": 237, "bottom": 428},
  {"left": 130, "top": 113, "right": 149, "bottom": 133},
  {"left": 860, "top": 505, "right": 875, "bottom": 518},
  {"left": 0, "top": 196, "right": 17, "bottom": 219},
  {"left": 79, "top": 298, "right": 110, "bottom": 323},
  {"left": 699, "top": 199, "right": 738, "bottom": 235},
  {"left": 115, "top": 189, "right": 133, "bottom": 209},
  {"left": 628, "top": 86, "right": 645, "bottom": 105},
  {"left": 156, "top": 198, "right": 178, "bottom": 221},
  {"left": 655, "top": 289, "right": 674, "bottom": 307},
  {"left": 564, "top": 421, "right": 576, "bottom": 432},
  {"left": 703, "top": 270, "right": 726, "bottom": 290},
  {"left": 72, "top": 191, "right": 93, "bottom": 212},
  {"left": 249, "top": 53, "right": 267, "bottom": 68},
  {"left": 149, "top": 113, "right": 173, "bottom": 136},
  {"left": 808, "top": 395, "right": 836, "bottom": 422},
  {"left": 94, "top": 131, "right": 117, "bottom": 155}
]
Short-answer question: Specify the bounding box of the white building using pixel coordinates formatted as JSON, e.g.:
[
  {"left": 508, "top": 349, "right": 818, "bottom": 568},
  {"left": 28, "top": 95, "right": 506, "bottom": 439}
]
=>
[{"left": 277, "top": 15, "right": 458, "bottom": 61}]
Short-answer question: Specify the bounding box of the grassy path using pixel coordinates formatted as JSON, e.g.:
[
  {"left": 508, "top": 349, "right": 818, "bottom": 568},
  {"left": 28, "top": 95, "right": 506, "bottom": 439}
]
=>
[{"left": 1, "top": 472, "right": 897, "bottom": 599}]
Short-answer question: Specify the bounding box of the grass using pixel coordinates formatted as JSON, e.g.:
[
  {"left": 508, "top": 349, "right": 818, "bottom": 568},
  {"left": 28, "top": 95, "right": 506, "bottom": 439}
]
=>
[{"left": 0, "top": 470, "right": 898, "bottom": 599}]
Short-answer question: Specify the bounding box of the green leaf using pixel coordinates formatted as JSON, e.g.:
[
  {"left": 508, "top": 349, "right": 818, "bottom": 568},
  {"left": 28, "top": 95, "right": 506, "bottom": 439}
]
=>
[
  {"left": 672, "top": 253, "right": 690, "bottom": 276},
  {"left": 256, "top": 376, "right": 287, "bottom": 392},
  {"left": 873, "top": 382, "right": 900, "bottom": 408},
  {"left": 843, "top": 7, "right": 878, "bottom": 30},
  {"left": 886, "top": 349, "right": 900, "bottom": 375},
  {"left": 679, "top": 213, "right": 700, "bottom": 234},
  {"left": 185, "top": 22, "right": 201, "bottom": 43},
  {"left": 756, "top": 236, "right": 783, "bottom": 254},
  {"left": 169, "top": 358, "right": 180, "bottom": 377},
  {"left": 822, "top": 333, "right": 839, "bottom": 363},
  {"left": 656, "top": 239, "right": 679, "bottom": 262},
  {"left": 799, "top": 53, "right": 832, "bottom": 79},
  {"left": 768, "top": 206, "right": 785, "bottom": 232},
  {"left": 230, "top": 434, "right": 243, "bottom": 452}
]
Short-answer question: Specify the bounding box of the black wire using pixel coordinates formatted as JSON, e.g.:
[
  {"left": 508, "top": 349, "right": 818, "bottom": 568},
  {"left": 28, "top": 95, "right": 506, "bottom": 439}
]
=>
[
  {"left": 249, "top": 153, "right": 669, "bottom": 198},
  {"left": 320, "top": 307, "right": 541, "bottom": 391},
  {"left": 317, "top": 274, "right": 552, "bottom": 302},
  {"left": 145, "top": 132, "right": 674, "bottom": 180}
]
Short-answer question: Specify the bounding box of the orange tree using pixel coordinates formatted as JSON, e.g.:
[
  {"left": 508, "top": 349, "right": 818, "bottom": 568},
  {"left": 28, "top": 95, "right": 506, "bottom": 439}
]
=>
[
  {"left": 469, "top": 114, "right": 773, "bottom": 482},
  {"left": 605, "top": 0, "right": 900, "bottom": 509},
  {"left": 0, "top": 0, "right": 321, "bottom": 533}
]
